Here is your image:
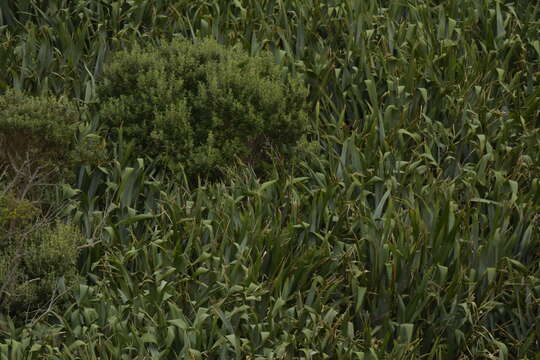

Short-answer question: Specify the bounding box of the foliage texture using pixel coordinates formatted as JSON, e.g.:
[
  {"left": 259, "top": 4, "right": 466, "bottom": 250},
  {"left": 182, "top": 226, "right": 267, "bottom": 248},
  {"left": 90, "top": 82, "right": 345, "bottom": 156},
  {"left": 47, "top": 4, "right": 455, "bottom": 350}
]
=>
[
  {"left": 0, "top": 0, "right": 539, "bottom": 359},
  {"left": 0, "top": 189, "right": 83, "bottom": 319},
  {"left": 97, "top": 38, "right": 307, "bottom": 179},
  {"left": 0, "top": 90, "right": 105, "bottom": 184}
]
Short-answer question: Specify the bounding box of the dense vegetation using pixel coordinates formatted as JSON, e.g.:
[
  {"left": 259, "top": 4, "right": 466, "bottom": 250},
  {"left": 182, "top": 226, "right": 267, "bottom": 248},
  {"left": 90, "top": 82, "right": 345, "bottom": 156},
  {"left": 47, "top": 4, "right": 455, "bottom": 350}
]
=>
[
  {"left": 0, "top": 90, "right": 105, "bottom": 182},
  {"left": 97, "top": 38, "right": 307, "bottom": 179},
  {"left": 0, "top": 0, "right": 539, "bottom": 359}
]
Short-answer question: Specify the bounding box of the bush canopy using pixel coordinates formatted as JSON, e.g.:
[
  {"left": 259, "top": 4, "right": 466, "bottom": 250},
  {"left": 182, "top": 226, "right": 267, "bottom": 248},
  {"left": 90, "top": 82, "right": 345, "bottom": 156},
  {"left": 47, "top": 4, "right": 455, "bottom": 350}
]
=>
[{"left": 97, "top": 38, "right": 308, "bottom": 179}]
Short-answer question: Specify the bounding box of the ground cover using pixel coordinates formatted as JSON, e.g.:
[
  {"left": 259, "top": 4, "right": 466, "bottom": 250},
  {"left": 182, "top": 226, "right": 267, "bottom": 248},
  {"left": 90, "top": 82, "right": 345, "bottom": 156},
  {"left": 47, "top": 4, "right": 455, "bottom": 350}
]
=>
[{"left": 0, "top": 0, "right": 539, "bottom": 358}]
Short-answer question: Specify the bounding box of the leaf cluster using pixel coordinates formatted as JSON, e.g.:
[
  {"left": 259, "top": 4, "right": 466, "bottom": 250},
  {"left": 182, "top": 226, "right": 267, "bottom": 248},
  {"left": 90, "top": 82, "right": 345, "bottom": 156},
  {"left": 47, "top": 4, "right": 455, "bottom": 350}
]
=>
[
  {"left": 0, "top": 90, "right": 106, "bottom": 184},
  {"left": 97, "top": 38, "right": 308, "bottom": 180},
  {"left": 0, "top": 190, "right": 84, "bottom": 320}
]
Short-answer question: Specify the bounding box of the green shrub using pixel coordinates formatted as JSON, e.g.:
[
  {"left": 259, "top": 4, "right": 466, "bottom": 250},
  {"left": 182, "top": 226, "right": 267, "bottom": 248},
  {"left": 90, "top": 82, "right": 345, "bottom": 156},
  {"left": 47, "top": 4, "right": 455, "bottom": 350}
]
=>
[
  {"left": 0, "top": 89, "right": 106, "bottom": 184},
  {"left": 97, "top": 38, "right": 308, "bottom": 179},
  {"left": 0, "top": 190, "right": 83, "bottom": 318}
]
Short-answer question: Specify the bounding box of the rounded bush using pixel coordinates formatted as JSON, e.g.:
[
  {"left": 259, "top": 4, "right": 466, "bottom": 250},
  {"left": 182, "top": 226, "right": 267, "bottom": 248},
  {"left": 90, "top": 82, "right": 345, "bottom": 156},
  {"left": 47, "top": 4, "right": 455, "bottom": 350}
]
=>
[
  {"left": 0, "top": 89, "right": 106, "bottom": 183},
  {"left": 0, "top": 192, "right": 83, "bottom": 318},
  {"left": 97, "top": 38, "right": 308, "bottom": 179}
]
